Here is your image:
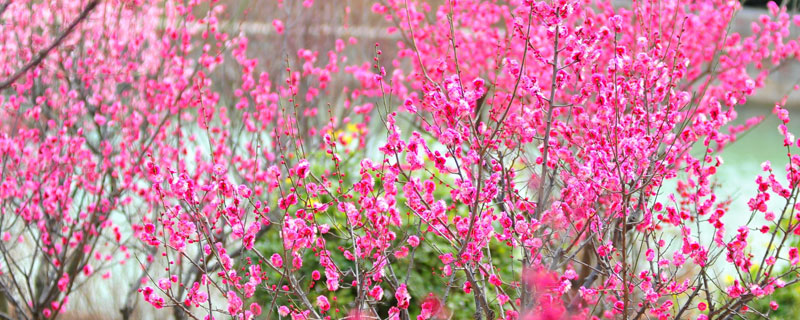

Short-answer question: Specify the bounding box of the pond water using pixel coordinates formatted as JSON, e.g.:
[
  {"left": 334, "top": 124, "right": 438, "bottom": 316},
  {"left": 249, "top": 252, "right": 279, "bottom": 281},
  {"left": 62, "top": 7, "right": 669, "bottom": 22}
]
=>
[
  {"left": 702, "top": 104, "right": 800, "bottom": 276},
  {"left": 716, "top": 105, "right": 798, "bottom": 222}
]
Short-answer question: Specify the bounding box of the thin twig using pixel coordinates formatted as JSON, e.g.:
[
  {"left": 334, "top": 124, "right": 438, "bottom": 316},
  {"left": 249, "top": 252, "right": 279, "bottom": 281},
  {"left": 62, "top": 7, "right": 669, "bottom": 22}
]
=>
[{"left": 0, "top": 0, "right": 99, "bottom": 91}]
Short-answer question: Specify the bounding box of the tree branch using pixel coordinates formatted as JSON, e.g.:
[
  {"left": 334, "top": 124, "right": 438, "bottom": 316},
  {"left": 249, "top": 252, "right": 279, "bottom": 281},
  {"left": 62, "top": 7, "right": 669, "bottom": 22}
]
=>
[{"left": 0, "top": 0, "right": 99, "bottom": 91}]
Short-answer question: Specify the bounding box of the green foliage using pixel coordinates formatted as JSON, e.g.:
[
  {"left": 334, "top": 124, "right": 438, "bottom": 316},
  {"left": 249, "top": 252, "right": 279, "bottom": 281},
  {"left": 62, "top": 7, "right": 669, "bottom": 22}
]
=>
[
  {"left": 744, "top": 218, "right": 800, "bottom": 320},
  {"left": 248, "top": 144, "right": 519, "bottom": 318},
  {"left": 748, "top": 277, "right": 800, "bottom": 320}
]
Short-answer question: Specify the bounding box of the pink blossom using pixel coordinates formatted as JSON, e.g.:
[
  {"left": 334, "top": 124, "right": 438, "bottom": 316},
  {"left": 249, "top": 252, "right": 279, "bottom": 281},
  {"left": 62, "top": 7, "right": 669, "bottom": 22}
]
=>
[
  {"left": 250, "top": 303, "right": 262, "bottom": 316},
  {"left": 316, "top": 295, "right": 330, "bottom": 312},
  {"left": 271, "top": 253, "right": 284, "bottom": 268},
  {"left": 395, "top": 284, "right": 410, "bottom": 309},
  {"left": 157, "top": 278, "right": 171, "bottom": 290},
  {"left": 273, "top": 19, "right": 285, "bottom": 34},
  {"left": 82, "top": 264, "right": 93, "bottom": 276},
  {"left": 226, "top": 291, "right": 243, "bottom": 315},
  {"left": 369, "top": 285, "right": 384, "bottom": 300},
  {"left": 489, "top": 274, "right": 502, "bottom": 286},
  {"left": 57, "top": 274, "right": 69, "bottom": 292},
  {"left": 296, "top": 159, "right": 310, "bottom": 178},
  {"left": 407, "top": 235, "right": 420, "bottom": 247},
  {"left": 6, "top": 0, "right": 800, "bottom": 318}
]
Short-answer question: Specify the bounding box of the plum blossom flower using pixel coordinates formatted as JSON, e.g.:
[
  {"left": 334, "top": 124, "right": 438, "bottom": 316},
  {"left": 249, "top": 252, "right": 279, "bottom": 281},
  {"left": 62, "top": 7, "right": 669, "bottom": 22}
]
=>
[
  {"left": 273, "top": 19, "right": 285, "bottom": 34},
  {"left": 271, "top": 253, "right": 284, "bottom": 268},
  {"left": 395, "top": 284, "right": 410, "bottom": 309},
  {"left": 296, "top": 159, "right": 310, "bottom": 178},
  {"left": 316, "top": 295, "right": 330, "bottom": 312}
]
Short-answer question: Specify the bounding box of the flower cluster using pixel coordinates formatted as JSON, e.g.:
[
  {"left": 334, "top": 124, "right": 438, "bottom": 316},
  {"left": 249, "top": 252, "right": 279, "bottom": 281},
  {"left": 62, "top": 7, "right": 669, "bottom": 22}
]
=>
[{"left": 3, "top": 0, "right": 800, "bottom": 319}]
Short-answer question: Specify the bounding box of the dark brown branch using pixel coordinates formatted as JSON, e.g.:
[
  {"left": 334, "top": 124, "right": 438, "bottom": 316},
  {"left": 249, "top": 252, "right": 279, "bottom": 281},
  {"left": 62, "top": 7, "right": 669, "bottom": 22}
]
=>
[
  {"left": 0, "top": 2, "right": 11, "bottom": 18},
  {"left": 0, "top": 0, "right": 99, "bottom": 91}
]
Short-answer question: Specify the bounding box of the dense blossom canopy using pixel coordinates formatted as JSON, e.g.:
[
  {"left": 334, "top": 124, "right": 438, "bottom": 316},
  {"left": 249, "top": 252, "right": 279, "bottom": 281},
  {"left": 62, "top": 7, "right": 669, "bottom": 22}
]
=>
[{"left": 3, "top": 0, "right": 800, "bottom": 319}]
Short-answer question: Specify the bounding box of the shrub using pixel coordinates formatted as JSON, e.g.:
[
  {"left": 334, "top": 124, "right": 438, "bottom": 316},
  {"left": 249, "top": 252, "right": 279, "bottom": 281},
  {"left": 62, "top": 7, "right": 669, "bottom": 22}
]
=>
[{"left": 3, "top": 0, "right": 800, "bottom": 319}]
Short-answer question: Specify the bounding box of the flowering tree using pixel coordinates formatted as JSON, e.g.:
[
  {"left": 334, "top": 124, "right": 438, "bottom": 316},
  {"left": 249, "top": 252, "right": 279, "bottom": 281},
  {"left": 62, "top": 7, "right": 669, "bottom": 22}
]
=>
[
  {"left": 0, "top": 1, "right": 152, "bottom": 319},
  {"left": 4, "top": 0, "right": 800, "bottom": 319}
]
